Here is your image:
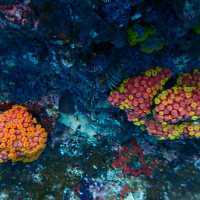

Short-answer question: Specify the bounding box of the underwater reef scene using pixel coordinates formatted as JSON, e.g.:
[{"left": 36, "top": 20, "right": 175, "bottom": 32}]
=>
[{"left": 0, "top": 0, "right": 200, "bottom": 200}]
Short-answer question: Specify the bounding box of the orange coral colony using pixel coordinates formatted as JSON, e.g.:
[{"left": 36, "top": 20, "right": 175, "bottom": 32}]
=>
[
  {"left": 154, "top": 86, "right": 200, "bottom": 123},
  {"left": 0, "top": 105, "right": 47, "bottom": 163}
]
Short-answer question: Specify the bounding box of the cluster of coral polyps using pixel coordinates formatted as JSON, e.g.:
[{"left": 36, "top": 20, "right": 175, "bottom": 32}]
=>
[
  {"left": 108, "top": 67, "right": 172, "bottom": 123},
  {"left": 0, "top": 105, "right": 47, "bottom": 163},
  {"left": 154, "top": 86, "right": 200, "bottom": 123},
  {"left": 176, "top": 69, "right": 200, "bottom": 87},
  {"left": 144, "top": 120, "right": 200, "bottom": 140},
  {"left": 108, "top": 67, "right": 200, "bottom": 140}
]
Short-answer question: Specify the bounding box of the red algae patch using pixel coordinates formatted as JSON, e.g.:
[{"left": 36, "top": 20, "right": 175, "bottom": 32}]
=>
[{"left": 0, "top": 105, "right": 47, "bottom": 163}]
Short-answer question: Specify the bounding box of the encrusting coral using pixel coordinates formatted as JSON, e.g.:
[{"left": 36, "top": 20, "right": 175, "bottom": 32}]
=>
[
  {"left": 0, "top": 105, "right": 47, "bottom": 163},
  {"left": 108, "top": 67, "right": 172, "bottom": 125},
  {"left": 108, "top": 67, "right": 200, "bottom": 140}
]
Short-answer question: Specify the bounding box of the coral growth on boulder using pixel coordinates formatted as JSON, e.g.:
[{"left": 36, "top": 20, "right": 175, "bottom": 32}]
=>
[
  {"left": 108, "top": 67, "right": 200, "bottom": 140},
  {"left": 108, "top": 67, "right": 172, "bottom": 124},
  {"left": 0, "top": 105, "right": 47, "bottom": 163}
]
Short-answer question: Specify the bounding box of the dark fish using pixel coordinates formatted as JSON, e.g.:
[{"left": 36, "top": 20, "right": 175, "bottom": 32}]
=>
[{"left": 59, "top": 90, "right": 75, "bottom": 114}]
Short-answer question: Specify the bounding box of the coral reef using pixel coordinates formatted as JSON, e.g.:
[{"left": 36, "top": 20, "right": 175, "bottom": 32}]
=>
[
  {"left": 0, "top": 105, "right": 47, "bottom": 163},
  {"left": 154, "top": 86, "right": 200, "bottom": 123},
  {"left": 108, "top": 67, "right": 172, "bottom": 124},
  {"left": 108, "top": 68, "right": 200, "bottom": 140},
  {"left": 0, "top": 0, "right": 200, "bottom": 199}
]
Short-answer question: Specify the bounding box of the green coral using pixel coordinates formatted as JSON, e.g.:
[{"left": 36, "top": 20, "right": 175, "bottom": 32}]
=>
[
  {"left": 127, "top": 23, "right": 165, "bottom": 53},
  {"left": 140, "top": 37, "right": 165, "bottom": 54},
  {"left": 193, "top": 24, "right": 200, "bottom": 34},
  {"left": 128, "top": 24, "right": 156, "bottom": 46}
]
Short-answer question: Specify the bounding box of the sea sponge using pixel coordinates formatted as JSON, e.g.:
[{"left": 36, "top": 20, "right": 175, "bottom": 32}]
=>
[{"left": 0, "top": 105, "right": 47, "bottom": 163}]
